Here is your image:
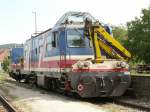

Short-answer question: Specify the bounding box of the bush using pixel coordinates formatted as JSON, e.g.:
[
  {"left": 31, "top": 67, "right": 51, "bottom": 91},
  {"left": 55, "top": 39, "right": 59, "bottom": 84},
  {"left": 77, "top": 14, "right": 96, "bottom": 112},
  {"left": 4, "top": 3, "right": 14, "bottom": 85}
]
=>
[{"left": 1, "top": 57, "right": 10, "bottom": 73}]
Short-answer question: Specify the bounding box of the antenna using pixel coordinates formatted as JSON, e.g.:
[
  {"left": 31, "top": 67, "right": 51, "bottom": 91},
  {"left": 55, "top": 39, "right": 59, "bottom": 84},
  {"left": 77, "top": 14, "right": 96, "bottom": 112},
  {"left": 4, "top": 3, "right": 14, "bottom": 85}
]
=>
[{"left": 32, "top": 11, "right": 37, "bottom": 35}]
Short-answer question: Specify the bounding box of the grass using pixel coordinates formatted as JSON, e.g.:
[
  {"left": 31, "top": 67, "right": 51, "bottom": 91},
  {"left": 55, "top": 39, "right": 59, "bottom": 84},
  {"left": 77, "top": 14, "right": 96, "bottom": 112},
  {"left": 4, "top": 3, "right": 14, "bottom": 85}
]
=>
[
  {"left": 0, "top": 71, "right": 8, "bottom": 79},
  {"left": 131, "top": 73, "right": 150, "bottom": 76},
  {"left": 0, "top": 71, "right": 18, "bottom": 100},
  {"left": 130, "top": 69, "right": 150, "bottom": 76},
  {"left": 0, "top": 71, "right": 8, "bottom": 93}
]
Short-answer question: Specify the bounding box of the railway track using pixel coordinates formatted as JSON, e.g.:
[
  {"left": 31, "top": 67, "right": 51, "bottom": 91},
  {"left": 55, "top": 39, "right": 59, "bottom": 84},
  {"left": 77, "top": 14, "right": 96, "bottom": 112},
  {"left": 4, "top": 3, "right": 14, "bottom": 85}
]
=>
[
  {"left": 86, "top": 97, "right": 150, "bottom": 112},
  {"left": 5, "top": 78, "right": 150, "bottom": 112},
  {"left": 113, "top": 99, "right": 150, "bottom": 112},
  {"left": 0, "top": 95, "right": 17, "bottom": 112}
]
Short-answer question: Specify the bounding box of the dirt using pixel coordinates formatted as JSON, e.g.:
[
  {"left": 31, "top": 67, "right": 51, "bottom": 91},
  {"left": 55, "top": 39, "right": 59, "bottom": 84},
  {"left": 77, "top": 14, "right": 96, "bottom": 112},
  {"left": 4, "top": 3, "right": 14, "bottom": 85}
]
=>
[
  {"left": 0, "top": 102, "right": 7, "bottom": 112},
  {"left": 1, "top": 82, "right": 106, "bottom": 112}
]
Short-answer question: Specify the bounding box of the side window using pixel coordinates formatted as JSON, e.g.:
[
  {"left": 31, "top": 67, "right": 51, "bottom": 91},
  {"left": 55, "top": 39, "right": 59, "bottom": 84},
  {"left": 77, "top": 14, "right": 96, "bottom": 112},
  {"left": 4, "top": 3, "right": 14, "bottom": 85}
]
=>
[
  {"left": 46, "top": 34, "right": 52, "bottom": 51},
  {"left": 39, "top": 38, "right": 43, "bottom": 53},
  {"left": 52, "top": 32, "right": 58, "bottom": 47},
  {"left": 35, "top": 38, "right": 38, "bottom": 55},
  {"left": 46, "top": 32, "right": 58, "bottom": 52},
  {"left": 35, "top": 48, "right": 38, "bottom": 55}
]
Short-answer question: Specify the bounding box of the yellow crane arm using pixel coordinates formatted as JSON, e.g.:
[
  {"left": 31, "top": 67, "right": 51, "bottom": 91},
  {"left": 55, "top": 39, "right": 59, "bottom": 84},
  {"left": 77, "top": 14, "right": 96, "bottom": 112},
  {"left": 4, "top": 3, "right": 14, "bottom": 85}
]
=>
[
  {"left": 84, "top": 18, "right": 131, "bottom": 62},
  {"left": 97, "top": 39, "right": 125, "bottom": 61},
  {"left": 95, "top": 26, "right": 131, "bottom": 60}
]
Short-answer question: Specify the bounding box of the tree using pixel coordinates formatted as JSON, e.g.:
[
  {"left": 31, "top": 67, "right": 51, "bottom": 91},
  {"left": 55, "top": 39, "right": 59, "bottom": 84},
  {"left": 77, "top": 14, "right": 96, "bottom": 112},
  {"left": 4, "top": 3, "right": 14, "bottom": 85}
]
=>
[
  {"left": 125, "top": 7, "right": 150, "bottom": 63},
  {"left": 112, "top": 25, "right": 128, "bottom": 44},
  {"left": 1, "top": 57, "right": 10, "bottom": 72}
]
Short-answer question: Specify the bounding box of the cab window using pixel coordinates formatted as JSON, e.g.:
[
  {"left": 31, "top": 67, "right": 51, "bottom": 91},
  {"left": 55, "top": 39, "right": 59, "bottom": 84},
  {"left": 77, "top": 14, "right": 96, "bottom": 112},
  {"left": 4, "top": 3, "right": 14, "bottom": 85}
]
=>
[{"left": 67, "top": 29, "right": 85, "bottom": 47}]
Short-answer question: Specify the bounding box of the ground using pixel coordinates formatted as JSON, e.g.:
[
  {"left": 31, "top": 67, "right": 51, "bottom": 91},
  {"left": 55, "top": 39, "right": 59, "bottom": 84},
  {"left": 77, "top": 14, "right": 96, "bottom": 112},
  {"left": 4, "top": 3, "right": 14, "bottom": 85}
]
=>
[{"left": 0, "top": 71, "right": 141, "bottom": 112}]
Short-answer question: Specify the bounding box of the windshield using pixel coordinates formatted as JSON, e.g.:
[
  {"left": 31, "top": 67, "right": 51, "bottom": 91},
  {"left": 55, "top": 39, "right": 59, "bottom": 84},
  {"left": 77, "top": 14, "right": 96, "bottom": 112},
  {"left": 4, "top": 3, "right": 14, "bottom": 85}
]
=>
[
  {"left": 67, "top": 29, "right": 86, "bottom": 47},
  {"left": 55, "top": 12, "right": 96, "bottom": 26},
  {"left": 68, "top": 15, "right": 84, "bottom": 23}
]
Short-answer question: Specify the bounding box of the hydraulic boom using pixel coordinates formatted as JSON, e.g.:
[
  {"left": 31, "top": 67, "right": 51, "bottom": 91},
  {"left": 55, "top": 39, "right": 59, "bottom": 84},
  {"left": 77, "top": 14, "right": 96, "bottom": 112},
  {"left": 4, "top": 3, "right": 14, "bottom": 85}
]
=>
[{"left": 84, "top": 18, "right": 131, "bottom": 63}]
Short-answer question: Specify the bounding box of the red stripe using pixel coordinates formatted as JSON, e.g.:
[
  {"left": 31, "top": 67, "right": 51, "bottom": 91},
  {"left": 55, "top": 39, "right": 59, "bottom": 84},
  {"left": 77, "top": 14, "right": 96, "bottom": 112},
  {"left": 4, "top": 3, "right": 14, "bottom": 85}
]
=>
[
  {"left": 41, "top": 60, "right": 76, "bottom": 68},
  {"left": 17, "top": 59, "right": 129, "bottom": 73},
  {"left": 11, "top": 64, "right": 23, "bottom": 69},
  {"left": 24, "top": 60, "right": 77, "bottom": 68}
]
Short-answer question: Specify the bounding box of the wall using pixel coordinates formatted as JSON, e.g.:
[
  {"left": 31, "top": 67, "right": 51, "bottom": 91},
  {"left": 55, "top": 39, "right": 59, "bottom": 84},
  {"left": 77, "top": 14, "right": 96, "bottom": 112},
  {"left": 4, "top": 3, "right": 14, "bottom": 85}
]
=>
[{"left": 131, "top": 75, "right": 150, "bottom": 98}]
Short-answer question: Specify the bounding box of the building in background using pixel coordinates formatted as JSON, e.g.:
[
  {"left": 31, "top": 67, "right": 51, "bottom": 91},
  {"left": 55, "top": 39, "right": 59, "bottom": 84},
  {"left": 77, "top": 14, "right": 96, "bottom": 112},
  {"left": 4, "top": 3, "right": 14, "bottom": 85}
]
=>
[
  {"left": 0, "top": 43, "right": 23, "bottom": 49},
  {"left": 0, "top": 49, "right": 10, "bottom": 70}
]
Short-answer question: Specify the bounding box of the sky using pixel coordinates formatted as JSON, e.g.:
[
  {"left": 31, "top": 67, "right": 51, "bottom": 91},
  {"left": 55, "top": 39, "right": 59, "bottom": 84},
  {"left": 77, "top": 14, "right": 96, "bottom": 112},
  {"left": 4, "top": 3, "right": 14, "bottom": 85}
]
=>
[{"left": 0, "top": 0, "right": 149, "bottom": 45}]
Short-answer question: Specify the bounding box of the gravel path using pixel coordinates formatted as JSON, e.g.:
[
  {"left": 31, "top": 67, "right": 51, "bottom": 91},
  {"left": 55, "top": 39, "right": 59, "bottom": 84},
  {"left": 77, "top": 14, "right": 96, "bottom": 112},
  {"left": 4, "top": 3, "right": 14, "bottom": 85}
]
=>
[{"left": 0, "top": 81, "right": 107, "bottom": 112}]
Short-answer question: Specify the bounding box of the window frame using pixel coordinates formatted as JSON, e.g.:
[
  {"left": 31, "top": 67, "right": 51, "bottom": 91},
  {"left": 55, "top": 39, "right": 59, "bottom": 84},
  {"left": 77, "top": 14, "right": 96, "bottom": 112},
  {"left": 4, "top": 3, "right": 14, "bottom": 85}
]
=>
[{"left": 67, "top": 29, "right": 86, "bottom": 48}]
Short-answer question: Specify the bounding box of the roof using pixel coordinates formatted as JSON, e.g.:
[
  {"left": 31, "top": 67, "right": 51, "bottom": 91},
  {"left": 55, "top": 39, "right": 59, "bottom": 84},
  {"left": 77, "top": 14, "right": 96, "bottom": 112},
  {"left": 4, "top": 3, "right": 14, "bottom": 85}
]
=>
[
  {"left": 32, "top": 28, "right": 52, "bottom": 38},
  {"left": 54, "top": 11, "right": 96, "bottom": 28}
]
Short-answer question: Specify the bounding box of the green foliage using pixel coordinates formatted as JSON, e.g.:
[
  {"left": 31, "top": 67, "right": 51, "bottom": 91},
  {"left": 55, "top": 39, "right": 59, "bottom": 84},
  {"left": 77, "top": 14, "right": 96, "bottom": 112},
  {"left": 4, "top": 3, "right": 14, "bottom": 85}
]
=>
[
  {"left": 112, "top": 25, "right": 128, "bottom": 44},
  {"left": 1, "top": 57, "right": 10, "bottom": 72},
  {"left": 125, "top": 7, "right": 150, "bottom": 64}
]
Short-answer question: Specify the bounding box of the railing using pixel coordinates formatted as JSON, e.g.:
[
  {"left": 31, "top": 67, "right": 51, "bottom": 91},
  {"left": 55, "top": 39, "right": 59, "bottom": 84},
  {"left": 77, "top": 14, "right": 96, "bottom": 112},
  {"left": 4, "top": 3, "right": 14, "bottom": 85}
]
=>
[{"left": 136, "top": 64, "right": 150, "bottom": 73}]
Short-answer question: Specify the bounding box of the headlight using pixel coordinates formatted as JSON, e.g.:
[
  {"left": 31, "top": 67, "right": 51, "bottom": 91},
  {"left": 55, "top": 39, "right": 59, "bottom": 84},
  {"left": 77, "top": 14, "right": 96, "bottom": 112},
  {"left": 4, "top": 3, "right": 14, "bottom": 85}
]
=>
[
  {"left": 120, "top": 62, "right": 127, "bottom": 68},
  {"left": 84, "top": 61, "right": 91, "bottom": 67},
  {"left": 77, "top": 61, "right": 84, "bottom": 69}
]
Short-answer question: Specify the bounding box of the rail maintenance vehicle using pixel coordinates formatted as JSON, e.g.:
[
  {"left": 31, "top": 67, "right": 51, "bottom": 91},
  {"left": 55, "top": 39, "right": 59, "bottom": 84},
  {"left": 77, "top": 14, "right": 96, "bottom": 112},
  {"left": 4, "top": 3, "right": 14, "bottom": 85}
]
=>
[{"left": 9, "top": 12, "right": 131, "bottom": 98}]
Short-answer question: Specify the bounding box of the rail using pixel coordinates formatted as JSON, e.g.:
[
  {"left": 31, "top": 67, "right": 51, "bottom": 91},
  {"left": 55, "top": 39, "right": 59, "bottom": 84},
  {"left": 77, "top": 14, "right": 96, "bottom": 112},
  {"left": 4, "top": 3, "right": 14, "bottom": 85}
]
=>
[
  {"left": 0, "top": 95, "right": 17, "bottom": 112},
  {"left": 114, "top": 99, "right": 150, "bottom": 112}
]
